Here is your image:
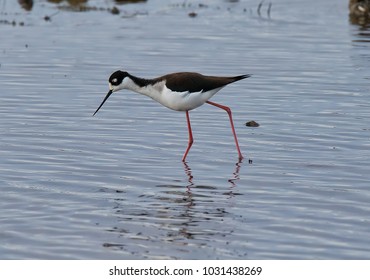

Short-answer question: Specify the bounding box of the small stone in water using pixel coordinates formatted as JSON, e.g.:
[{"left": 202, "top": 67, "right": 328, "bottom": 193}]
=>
[
  {"left": 111, "top": 6, "right": 120, "bottom": 15},
  {"left": 246, "top": 120, "right": 259, "bottom": 127}
]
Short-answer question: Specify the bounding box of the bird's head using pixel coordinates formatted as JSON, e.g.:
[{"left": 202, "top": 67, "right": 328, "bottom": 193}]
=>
[
  {"left": 108, "top": 70, "right": 130, "bottom": 93},
  {"left": 93, "top": 70, "right": 129, "bottom": 116}
]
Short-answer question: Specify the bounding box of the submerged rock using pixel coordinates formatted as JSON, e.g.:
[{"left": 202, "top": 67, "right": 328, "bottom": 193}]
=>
[
  {"left": 245, "top": 120, "right": 259, "bottom": 127},
  {"left": 111, "top": 6, "right": 120, "bottom": 15}
]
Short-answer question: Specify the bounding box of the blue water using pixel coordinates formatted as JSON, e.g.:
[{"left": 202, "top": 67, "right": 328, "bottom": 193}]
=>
[{"left": 1, "top": 0, "right": 370, "bottom": 259}]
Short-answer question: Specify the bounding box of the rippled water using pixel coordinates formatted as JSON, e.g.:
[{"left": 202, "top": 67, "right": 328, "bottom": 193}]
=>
[{"left": 1, "top": 0, "right": 370, "bottom": 259}]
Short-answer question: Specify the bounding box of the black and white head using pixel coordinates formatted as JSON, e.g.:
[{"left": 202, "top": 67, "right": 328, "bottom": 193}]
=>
[
  {"left": 93, "top": 70, "right": 129, "bottom": 116},
  {"left": 109, "top": 70, "right": 130, "bottom": 93}
]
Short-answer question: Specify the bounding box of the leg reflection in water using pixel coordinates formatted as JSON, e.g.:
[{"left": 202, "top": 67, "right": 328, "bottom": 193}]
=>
[{"left": 182, "top": 159, "right": 243, "bottom": 196}]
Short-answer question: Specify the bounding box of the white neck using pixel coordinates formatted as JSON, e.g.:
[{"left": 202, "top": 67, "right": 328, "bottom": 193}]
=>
[{"left": 123, "top": 76, "right": 165, "bottom": 101}]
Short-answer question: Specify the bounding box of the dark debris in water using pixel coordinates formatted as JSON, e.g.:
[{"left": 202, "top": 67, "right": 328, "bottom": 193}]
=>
[
  {"left": 188, "top": 11, "right": 197, "bottom": 18},
  {"left": 170, "top": 1, "right": 272, "bottom": 19},
  {"left": 0, "top": 19, "right": 25, "bottom": 26},
  {"left": 111, "top": 6, "right": 120, "bottom": 15},
  {"left": 2, "top": 0, "right": 277, "bottom": 27},
  {"left": 349, "top": 0, "right": 370, "bottom": 26},
  {"left": 245, "top": 120, "right": 260, "bottom": 127},
  {"left": 43, "top": 11, "right": 59, "bottom": 21},
  {"left": 56, "top": 5, "right": 123, "bottom": 16},
  {"left": 56, "top": 5, "right": 111, "bottom": 12}
]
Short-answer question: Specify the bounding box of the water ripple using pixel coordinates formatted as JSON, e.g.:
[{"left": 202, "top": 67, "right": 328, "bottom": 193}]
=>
[{"left": 1, "top": 0, "right": 370, "bottom": 259}]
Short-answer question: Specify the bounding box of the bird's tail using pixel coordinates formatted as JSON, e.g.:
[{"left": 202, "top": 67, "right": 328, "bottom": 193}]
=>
[{"left": 233, "top": 74, "right": 252, "bottom": 81}]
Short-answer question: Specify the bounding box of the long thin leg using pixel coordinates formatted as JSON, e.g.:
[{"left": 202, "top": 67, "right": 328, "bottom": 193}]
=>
[
  {"left": 206, "top": 101, "right": 243, "bottom": 160},
  {"left": 182, "top": 110, "right": 194, "bottom": 162}
]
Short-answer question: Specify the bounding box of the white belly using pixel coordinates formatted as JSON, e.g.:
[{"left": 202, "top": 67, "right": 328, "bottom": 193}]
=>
[{"left": 157, "top": 86, "right": 223, "bottom": 111}]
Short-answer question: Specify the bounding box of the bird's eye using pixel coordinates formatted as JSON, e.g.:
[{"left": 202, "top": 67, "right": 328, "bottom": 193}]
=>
[{"left": 112, "top": 78, "right": 118, "bottom": 84}]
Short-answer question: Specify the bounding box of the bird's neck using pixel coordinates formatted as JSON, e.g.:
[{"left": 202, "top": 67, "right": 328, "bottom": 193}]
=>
[
  {"left": 128, "top": 74, "right": 154, "bottom": 89},
  {"left": 125, "top": 74, "right": 164, "bottom": 99}
]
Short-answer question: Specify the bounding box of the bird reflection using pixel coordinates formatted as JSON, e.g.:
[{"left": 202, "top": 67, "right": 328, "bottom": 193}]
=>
[
  {"left": 226, "top": 160, "right": 243, "bottom": 197},
  {"left": 182, "top": 161, "right": 194, "bottom": 191},
  {"left": 228, "top": 160, "right": 242, "bottom": 187},
  {"left": 182, "top": 159, "right": 243, "bottom": 198},
  {"left": 103, "top": 160, "right": 245, "bottom": 253},
  {"left": 153, "top": 160, "right": 245, "bottom": 241}
]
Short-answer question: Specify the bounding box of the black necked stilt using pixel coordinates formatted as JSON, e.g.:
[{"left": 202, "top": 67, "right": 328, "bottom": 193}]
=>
[{"left": 93, "top": 70, "right": 251, "bottom": 161}]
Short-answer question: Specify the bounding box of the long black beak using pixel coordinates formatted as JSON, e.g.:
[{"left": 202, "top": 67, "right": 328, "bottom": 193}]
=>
[{"left": 93, "top": 90, "right": 113, "bottom": 116}]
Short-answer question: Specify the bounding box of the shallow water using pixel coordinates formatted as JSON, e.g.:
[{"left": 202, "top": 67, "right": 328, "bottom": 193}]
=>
[{"left": 1, "top": 0, "right": 370, "bottom": 259}]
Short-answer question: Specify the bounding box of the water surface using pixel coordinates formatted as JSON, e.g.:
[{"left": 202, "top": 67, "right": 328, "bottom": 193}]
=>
[{"left": 1, "top": 0, "right": 370, "bottom": 259}]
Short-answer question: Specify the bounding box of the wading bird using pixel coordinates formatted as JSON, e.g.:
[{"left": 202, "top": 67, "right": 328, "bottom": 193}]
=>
[{"left": 93, "top": 70, "right": 250, "bottom": 161}]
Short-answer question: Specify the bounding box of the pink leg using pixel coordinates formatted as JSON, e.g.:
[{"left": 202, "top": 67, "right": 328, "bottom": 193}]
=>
[
  {"left": 206, "top": 101, "right": 243, "bottom": 160},
  {"left": 182, "top": 111, "right": 194, "bottom": 162}
]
